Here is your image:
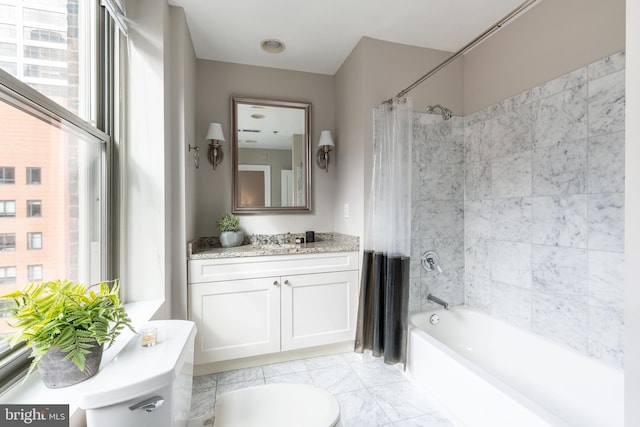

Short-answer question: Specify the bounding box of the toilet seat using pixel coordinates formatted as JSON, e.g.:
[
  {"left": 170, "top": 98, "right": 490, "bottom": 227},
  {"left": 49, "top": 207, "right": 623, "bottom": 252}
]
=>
[{"left": 213, "top": 383, "right": 340, "bottom": 427}]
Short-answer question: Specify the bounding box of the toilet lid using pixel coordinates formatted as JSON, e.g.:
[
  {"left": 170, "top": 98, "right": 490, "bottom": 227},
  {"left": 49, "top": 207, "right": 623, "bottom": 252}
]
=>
[{"left": 213, "top": 383, "right": 340, "bottom": 427}]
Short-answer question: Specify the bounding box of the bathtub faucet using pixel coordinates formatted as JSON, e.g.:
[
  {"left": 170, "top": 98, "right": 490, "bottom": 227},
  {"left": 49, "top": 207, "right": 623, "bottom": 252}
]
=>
[{"left": 427, "top": 293, "right": 450, "bottom": 310}]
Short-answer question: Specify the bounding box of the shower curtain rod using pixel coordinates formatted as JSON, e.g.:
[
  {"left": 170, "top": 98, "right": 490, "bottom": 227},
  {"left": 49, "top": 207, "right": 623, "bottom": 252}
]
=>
[{"left": 388, "top": 0, "right": 539, "bottom": 103}]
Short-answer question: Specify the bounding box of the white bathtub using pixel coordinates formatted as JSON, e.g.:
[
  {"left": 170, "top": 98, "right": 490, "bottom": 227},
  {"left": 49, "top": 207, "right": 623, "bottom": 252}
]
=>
[{"left": 407, "top": 308, "right": 623, "bottom": 427}]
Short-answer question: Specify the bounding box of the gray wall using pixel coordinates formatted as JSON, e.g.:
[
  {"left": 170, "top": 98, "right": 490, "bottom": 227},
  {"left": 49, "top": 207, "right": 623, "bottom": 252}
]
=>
[
  {"left": 195, "top": 61, "right": 336, "bottom": 236},
  {"left": 463, "top": 0, "right": 626, "bottom": 114},
  {"left": 334, "top": 37, "right": 464, "bottom": 241}
]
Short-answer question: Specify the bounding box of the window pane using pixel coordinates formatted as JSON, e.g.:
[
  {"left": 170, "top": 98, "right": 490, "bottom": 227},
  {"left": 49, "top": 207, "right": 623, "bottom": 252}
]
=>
[
  {"left": 24, "top": 45, "right": 67, "bottom": 62},
  {"left": 26, "top": 200, "right": 41, "bottom": 217},
  {"left": 27, "top": 232, "right": 42, "bottom": 249},
  {"left": 0, "top": 234, "right": 16, "bottom": 251},
  {"left": 0, "top": 42, "right": 16, "bottom": 57},
  {"left": 27, "top": 264, "right": 42, "bottom": 281},
  {"left": 0, "top": 201, "right": 16, "bottom": 217},
  {"left": 22, "top": 26, "right": 66, "bottom": 44},
  {"left": 0, "top": 5, "right": 16, "bottom": 22},
  {"left": 0, "top": 23, "right": 16, "bottom": 38},
  {"left": 0, "top": 62, "right": 17, "bottom": 77},
  {"left": 0, "top": 96, "right": 103, "bottom": 337},
  {"left": 26, "top": 167, "right": 41, "bottom": 184},
  {"left": 0, "top": 266, "right": 17, "bottom": 285},
  {"left": 0, "top": 167, "right": 15, "bottom": 184},
  {"left": 23, "top": 8, "right": 66, "bottom": 27},
  {"left": 0, "top": 2, "right": 97, "bottom": 122}
]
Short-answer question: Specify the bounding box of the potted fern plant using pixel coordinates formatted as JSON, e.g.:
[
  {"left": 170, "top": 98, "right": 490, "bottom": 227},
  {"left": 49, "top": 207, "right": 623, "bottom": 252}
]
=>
[
  {"left": 0, "top": 279, "right": 134, "bottom": 388},
  {"left": 216, "top": 212, "right": 244, "bottom": 247}
]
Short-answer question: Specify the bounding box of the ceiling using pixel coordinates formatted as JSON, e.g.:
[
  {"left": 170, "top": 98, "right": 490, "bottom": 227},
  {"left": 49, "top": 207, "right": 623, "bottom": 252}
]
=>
[{"left": 167, "top": 0, "right": 535, "bottom": 75}]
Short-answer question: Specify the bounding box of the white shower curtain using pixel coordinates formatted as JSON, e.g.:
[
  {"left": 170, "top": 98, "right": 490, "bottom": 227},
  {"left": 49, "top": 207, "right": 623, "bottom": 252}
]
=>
[{"left": 355, "top": 97, "right": 412, "bottom": 365}]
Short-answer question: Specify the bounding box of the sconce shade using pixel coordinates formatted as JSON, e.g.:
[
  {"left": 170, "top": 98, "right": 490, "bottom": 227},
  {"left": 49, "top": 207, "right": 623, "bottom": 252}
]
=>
[
  {"left": 205, "top": 122, "right": 225, "bottom": 170},
  {"left": 316, "top": 130, "right": 335, "bottom": 172},
  {"left": 205, "top": 123, "right": 225, "bottom": 141},
  {"left": 318, "top": 130, "right": 334, "bottom": 147}
]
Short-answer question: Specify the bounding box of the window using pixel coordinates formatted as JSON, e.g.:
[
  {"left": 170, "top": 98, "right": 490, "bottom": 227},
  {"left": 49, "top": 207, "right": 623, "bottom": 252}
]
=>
[
  {"left": 0, "top": 200, "right": 15, "bottom": 217},
  {"left": 26, "top": 232, "right": 42, "bottom": 250},
  {"left": 0, "top": 61, "right": 17, "bottom": 77},
  {"left": 26, "top": 200, "right": 41, "bottom": 217},
  {"left": 23, "top": 64, "right": 67, "bottom": 80},
  {"left": 0, "top": 5, "right": 16, "bottom": 21},
  {"left": 0, "top": 234, "right": 16, "bottom": 251},
  {"left": 0, "top": 301, "right": 14, "bottom": 318},
  {"left": 0, "top": 42, "right": 17, "bottom": 57},
  {"left": 0, "top": 0, "right": 126, "bottom": 391},
  {"left": 23, "top": 27, "right": 66, "bottom": 43},
  {"left": 0, "top": 267, "right": 16, "bottom": 285},
  {"left": 0, "top": 167, "right": 14, "bottom": 184},
  {"left": 26, "top": 167, "right": 41, "bottom": 184},
  {"left": 23, "top": 8, "right": 66, "bottom": 27},
  {"left": 27, "top": 265, "right": 43, "bottom": 282},
  {"left": 24, "top": 45, "right": 67, "bottom": 62},
  {"left": 0, "top": 23, "right": 16, "bottom": 38}
]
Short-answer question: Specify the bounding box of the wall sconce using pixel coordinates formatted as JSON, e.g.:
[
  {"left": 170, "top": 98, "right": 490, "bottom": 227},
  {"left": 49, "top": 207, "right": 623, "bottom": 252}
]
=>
[
  {"left": 188, "top": 144, "right": 200, "bottom": 169},
  {"left": 205, "top": 123, "right": 225, "bottom": 170},
  {"left": 316, "top": 130, "right": 335, "bottom": 172}
]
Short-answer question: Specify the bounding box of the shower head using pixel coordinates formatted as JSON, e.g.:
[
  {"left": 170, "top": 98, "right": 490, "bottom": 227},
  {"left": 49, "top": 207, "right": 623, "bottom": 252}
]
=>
[{"left": 426, "top": 104, "right": 453, "bottom": 120}]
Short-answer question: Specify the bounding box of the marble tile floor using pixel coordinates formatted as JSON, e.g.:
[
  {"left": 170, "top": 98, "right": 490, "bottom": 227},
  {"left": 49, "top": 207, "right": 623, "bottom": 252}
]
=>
[{"left": 189, "top": 351, "right": 455, "bottom": 427}]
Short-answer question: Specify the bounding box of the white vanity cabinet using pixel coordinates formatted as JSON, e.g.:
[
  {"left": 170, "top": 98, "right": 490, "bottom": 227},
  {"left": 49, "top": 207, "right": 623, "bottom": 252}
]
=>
[{"left": 188, "top": 251, "right": 359, "bottom": 365}]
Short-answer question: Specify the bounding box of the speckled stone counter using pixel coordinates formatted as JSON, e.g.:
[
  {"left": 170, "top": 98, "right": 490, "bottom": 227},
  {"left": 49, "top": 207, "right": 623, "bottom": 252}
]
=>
[{"left": 187, "top": 232, "right": 359, "bottom": 259}]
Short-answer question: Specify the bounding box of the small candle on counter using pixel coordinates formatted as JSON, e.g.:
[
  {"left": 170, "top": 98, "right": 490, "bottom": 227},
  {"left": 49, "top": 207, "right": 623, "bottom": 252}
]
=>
[{"left": 141, "top": 326, "right": 157, "bottom": 347}]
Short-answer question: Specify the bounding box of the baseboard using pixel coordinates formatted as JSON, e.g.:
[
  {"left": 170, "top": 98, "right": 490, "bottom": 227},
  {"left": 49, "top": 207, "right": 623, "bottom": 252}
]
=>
[{"left": 193, "top": 341, "right": 354, "bottom": 376}]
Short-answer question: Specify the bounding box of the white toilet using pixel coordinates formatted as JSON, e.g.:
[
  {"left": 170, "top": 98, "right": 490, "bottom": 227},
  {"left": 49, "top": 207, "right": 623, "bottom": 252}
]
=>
[
  {"left": 213, "top": 383, "right": 340, "bottom": 427},
  {"left": 78, "top": 320, "right": 197, "bottom": 427}
]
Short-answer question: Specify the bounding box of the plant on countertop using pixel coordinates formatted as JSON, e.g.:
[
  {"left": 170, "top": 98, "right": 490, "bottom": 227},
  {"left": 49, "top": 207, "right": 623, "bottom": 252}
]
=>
[
  {"left": 0, "top": 279, "right": 135, "bottom": 377},
  {"left": 216, "top": 213, "right": 244, "bottom": 248},
  {"left": 217, "top": 212, "right": 240, "bottom": 232}
]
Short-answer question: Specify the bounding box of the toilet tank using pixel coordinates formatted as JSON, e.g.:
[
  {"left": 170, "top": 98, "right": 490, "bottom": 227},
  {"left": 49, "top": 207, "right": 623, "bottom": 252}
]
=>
[{"left": 78, "top": 320, "right": 197, "bottom": 427}]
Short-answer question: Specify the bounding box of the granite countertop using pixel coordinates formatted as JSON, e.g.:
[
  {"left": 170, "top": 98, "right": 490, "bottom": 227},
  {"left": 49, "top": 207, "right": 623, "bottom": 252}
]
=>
[{"left": 188, "top": 232, "right": 359, "bottom": 260}]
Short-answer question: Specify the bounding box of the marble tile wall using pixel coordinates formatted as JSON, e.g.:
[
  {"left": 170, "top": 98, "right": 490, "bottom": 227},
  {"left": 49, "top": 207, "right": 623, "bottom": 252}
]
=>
[
  {"left": 410, "top": 114, "right": 466, "bottom": 312},
  {"left": 463, "top": 51, "right": 625, "bottom": 368}
]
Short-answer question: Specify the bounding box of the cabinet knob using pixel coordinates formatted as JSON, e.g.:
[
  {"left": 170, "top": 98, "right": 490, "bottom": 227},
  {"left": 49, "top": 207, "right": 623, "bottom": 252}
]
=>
[
  {"left": 284, "top": 280, "right": 291, "bottom": 286},
  {"left": 273, "top": 280, "right": 279, "bottom": 286}
]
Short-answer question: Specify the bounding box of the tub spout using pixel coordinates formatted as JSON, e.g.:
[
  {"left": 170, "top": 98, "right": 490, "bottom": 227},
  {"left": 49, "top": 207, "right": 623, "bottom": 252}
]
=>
[{"left": 427, "top": 293, "right": 450, "bottom": 310}]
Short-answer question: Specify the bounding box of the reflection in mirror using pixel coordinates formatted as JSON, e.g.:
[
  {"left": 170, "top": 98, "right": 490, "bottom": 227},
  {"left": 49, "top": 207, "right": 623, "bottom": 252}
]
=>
[{"left": 232, "top": 97, "right": 311, "bottom": 213}]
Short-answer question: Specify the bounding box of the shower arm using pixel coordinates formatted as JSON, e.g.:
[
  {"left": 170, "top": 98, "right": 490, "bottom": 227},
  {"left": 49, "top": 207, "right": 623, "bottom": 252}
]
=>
[{"left": 387, "top": 0, "right": 539, "bottom": 102}]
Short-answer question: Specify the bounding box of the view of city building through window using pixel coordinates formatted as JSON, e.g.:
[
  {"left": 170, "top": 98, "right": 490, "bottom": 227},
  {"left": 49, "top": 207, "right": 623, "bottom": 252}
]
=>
[{"left": 0, "top": 0, "right": 103, "bottom": 337}]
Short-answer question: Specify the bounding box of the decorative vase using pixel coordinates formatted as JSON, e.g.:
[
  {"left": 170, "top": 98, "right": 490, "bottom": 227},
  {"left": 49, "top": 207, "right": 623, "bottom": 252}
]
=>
[
  {"left": 37, "top": 340, "right": 104, "bottom": 388},
  {"left": 220, "top": 231, "right": 244, "bottom": 248}
]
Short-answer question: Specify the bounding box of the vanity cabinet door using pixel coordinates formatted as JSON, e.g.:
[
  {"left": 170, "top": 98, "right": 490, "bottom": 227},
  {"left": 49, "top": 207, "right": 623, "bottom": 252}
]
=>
[
  {"left": 189, "top": 277, "right": 281, "bottom": 364},
  {"left": 280, "top": 270, "right": 359, "bottom": 351}
]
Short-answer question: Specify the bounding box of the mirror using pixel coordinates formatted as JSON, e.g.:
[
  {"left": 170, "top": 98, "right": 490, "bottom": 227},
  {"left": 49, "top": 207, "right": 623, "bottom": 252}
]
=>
[{"left": 232, "top": 97, "right": 311, "bottom": 213}]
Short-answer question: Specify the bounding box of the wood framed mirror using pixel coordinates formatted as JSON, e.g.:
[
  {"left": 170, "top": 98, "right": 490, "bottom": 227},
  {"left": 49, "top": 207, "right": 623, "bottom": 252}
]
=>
[{"left": 232, "top": 97, "right": 311, "bottom": 213}]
